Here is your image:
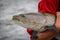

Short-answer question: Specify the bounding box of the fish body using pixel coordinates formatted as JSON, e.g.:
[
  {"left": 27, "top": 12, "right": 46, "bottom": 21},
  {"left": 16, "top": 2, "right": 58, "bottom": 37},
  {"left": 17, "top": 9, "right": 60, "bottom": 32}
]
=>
[{"left": 12, "top": 12, "right": 57, "bottom": 32}]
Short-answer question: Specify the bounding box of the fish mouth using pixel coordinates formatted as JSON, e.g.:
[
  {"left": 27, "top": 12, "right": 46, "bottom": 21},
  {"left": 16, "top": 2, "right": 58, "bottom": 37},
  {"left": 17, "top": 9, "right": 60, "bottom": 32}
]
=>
[{"left": 12, "top": 15, "right": 27, "bottom": 24}]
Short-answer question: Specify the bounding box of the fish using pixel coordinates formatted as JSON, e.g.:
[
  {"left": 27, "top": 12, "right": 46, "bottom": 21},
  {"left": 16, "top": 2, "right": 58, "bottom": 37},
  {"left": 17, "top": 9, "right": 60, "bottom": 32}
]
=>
[{"left": 12, "top": 12, "right": 57, "bottom": 32}]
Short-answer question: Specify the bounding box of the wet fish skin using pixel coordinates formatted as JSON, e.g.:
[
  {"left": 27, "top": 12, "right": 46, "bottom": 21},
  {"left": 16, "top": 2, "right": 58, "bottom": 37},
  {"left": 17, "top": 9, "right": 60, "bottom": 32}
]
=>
[{"left": 12, "top": 12, "right": 56, "bottom": 32}]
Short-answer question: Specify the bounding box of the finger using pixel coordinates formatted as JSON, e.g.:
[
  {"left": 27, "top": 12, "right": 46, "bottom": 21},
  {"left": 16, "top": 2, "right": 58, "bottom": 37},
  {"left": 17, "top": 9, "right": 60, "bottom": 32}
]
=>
[{"left": 57, "top": 12, "right": 60, "bottom": 17}]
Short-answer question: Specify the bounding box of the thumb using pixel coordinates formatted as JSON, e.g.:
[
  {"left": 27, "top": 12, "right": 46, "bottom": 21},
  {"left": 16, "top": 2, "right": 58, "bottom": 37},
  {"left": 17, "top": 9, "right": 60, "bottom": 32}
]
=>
[{"left": 57, "top": 12, "right": 60, "bottom": 17}]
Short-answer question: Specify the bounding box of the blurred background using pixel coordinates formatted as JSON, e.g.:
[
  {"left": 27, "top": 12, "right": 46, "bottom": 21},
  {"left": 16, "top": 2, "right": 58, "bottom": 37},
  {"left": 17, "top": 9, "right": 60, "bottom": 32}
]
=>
[{"left": 0, "top": 0, "right": 39, "bottom": 40}]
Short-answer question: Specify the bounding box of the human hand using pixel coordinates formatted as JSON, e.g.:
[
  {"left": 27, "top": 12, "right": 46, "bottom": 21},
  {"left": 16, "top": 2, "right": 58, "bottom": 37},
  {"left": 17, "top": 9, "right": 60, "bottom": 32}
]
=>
[
  {"left": 55, "top": 12, "right": 60, "bottom": 32},
  {"left": 36, "top": 30, "right": 57, "bottom": 40}
]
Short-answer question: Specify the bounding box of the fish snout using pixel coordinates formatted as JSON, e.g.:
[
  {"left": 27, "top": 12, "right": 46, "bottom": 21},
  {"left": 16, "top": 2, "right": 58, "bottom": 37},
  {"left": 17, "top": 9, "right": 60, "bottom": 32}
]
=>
[{"left": 12, "top": 15, "right": 20, "bottom": 21}]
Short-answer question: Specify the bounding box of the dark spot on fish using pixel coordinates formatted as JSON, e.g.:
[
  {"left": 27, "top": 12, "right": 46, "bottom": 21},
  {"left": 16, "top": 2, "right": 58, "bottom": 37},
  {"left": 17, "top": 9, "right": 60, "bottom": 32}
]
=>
[{"left": 20, "top": 14, "right": 25, "bottom": 17}]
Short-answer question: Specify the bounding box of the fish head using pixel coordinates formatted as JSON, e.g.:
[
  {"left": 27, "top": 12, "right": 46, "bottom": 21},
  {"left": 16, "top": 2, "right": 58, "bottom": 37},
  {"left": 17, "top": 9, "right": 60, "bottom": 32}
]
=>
[{"left": 12, "top": 14, "right": 28, "bottom": 24}]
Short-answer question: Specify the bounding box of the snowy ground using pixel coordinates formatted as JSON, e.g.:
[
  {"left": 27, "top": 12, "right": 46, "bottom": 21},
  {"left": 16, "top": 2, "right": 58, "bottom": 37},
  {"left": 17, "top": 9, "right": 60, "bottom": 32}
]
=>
[{"left": 0, "top": 0, "right": 39, "bottom": 40}]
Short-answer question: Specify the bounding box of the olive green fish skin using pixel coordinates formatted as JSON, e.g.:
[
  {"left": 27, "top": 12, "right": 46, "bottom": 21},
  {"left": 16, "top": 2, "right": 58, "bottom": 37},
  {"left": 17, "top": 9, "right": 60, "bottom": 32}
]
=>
[{"left": 12, "top": 12, "right": 56, "bottom": 32}]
